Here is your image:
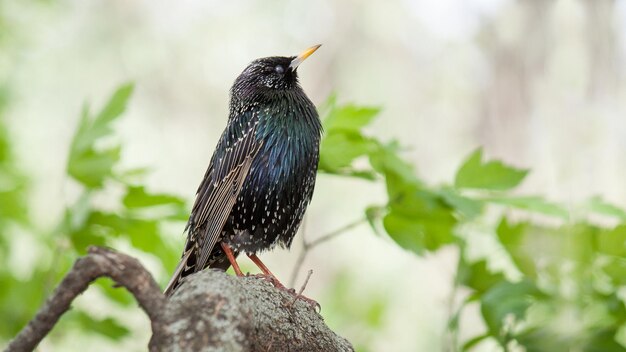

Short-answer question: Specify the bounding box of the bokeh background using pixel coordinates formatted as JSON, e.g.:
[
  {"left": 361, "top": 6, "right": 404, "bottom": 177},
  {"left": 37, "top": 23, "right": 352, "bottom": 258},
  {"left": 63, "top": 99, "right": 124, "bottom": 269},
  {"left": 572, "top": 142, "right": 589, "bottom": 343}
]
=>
[{"left": 2, "top": 0, "right": 626, "bottom": 351}]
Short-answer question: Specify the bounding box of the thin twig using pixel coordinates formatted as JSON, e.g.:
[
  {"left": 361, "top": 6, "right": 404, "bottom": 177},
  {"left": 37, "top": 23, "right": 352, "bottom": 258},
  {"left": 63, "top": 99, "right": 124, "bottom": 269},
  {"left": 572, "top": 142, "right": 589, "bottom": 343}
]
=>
[
  {"left": 289, "top": 270, "right": 314, "bottom": 307},
  {"left": 6, "top": 246, "right": 166, "bottom": 352},
  {"left": 297, "top": 270, "right": 314, "bottom": 297},
  {"left": 307, "top": 218, "right": 367, "bottom": 248},
  {"left": 289, "top": 217, "right": 367, "bottom": 287}
]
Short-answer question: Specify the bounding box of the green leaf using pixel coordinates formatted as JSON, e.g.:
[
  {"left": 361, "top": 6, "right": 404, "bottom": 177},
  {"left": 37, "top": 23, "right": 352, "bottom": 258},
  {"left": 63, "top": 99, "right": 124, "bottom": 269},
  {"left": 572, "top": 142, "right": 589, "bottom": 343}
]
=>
[
  {"left": 0, "top": 167, "right": 28, "bottom": 224},
  {"left": 71, "top": 84, "right": 133, "bottom": 155},
  {"left": 318, "top": 102, "right": 381, "bottom": 174},
  {"left": 71, "top": 310, "right": 130, "bottom": 339},
  {"left": 67, "top": 211, "right": 109, "bottom": 253},
  {"left": 95, "top": 279, "right": 134, "bottom": 306},
  {"left": 123, "top": 186, "right": 185, "bottom": 208},
  {"left": 587, "top": 196, "right": 626, "bottom": 221},
  {"left": 383, "top": 185, "right": 456, "bottom": 254},
  {"left": 458, "top": 259, "right": 506, "bottom": 294},
  {"left": 68, "top": 146, "right": 121, "bottom": 188},
  {"left": 596, "top": 225, "right": 626, "bottom": 257},
  {"left": 323, "top": 105, "right": 380, "bottom": 132},
  {"left": 67, "top": 83, "right": 134, "bottom": 188},
  {"left": 482, "top": 195, "right": 569, "bottom": 219},
  {"left": 455, "top": 148, "right": 528, "bottom": 191},
  {"left": 125, "top": 219, "right": 159, "bottom": 250},
  {"left": 0, "top": 268, "right": 50, "bottom": 337},
  {"left": 114, "top": 167, "right": 152, "bottom": 183},
  {"left": 480, "top": 280, "right": 539, "bottom": 340},
  {"left": 66, "top": 209, "right": 179, "bottom": 271},
  {"left": 461, "top": 334, "right": 490, "bottom": 351},
  {"left": 383, "top": 213, "right": 427, "bottom": 254},
  {"left": 0, "top": 99, "right": 29, "bottom": 224},
  {"left": 319, "top": 132, "right": 376, "bottom": 171},
  {"left": 318, "top": 168, "right": 378, "bottom": 181},
  {"left": 94, "top": 83, "right": 134, "bottom": 126},
  {"left": 318, "top": 102, "right": 386, "bottom": 177},
  {"left": 365, "top": 205, "right": 385, "bottom": 236},
  {"left": 496, "top": 220, "right": 538, "bottom": 278},
  {"left": 584, "top": 327, "right": 626, "bottom": 352},
  {"left": 368, "top": 140, "right": 419, "bottom": 185},
  {"left": 439, "top": 187, "right": 484, "bottom": 219},
  {"left": 514, "top": 328, "right": 572, "bottom": 352},
  {"left": 602, "top": 258, "right": 626, "bottom": 287}
]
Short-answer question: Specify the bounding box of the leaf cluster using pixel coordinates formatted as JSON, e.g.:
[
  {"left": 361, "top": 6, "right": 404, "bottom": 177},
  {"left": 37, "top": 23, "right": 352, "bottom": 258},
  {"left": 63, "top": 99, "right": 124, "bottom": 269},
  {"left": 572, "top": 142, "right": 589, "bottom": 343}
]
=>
[
  {"left": 0, "top": 84, "right": 188, "bottom": 344},
  {"left": 318, "top": 98, "right": 626, "bottom": 351}
]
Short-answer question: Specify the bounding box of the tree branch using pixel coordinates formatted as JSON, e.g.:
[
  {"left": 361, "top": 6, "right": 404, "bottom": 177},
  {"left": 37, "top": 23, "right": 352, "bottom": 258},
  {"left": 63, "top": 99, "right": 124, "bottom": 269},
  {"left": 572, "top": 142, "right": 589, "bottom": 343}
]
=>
[
  {"left": 6, "top": 246, "right": 166, "bottom": 352},
  {"left": 6, "top": 247, "right": 353, "bottom": 352}
]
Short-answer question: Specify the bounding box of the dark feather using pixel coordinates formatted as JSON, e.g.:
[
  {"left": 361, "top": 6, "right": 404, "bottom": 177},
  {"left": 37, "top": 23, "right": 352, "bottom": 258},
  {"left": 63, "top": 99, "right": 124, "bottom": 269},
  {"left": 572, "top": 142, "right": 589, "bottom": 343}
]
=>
[{"left": 164, "top": 110, "right": 262, "bottom": 295}]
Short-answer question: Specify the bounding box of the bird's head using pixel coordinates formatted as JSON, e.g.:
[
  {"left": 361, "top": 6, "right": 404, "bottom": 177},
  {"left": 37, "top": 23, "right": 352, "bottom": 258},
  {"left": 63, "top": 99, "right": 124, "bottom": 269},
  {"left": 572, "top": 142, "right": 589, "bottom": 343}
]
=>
[{"left": 231, "top": 45, "right": 321, "bottom": 102}]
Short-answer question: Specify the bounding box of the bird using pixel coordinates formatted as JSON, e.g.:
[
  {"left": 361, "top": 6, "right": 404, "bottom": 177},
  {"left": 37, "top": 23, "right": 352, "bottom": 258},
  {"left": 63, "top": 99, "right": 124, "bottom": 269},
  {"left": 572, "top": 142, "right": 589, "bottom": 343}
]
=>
[{"left": 164, "top": 45, "right": 323, "bottom": 297}]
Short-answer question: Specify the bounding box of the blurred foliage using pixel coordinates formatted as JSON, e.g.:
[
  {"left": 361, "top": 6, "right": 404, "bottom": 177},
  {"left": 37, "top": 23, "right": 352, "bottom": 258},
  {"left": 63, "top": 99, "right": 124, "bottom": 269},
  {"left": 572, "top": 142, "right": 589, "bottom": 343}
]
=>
[
  {"left": 0, "top": 84, "right": 188, "bottom": 346},
  {"left": 0, "top": 87, "right": 28, "bottom": 226},
  {"left": 1, "top": 84, "right": 626, "bottom": 352},
  {"left": 322, "top": 272, "right": 388, "bottom": 352},
  {"left": 318, "top": 97, "right": 626, "bottom": 351},
  {"left": 61, "top": 83, "right": 187, "bottom": 311},
  {"left": 0, "top": 84, "right": 35, "bottom": 338}
]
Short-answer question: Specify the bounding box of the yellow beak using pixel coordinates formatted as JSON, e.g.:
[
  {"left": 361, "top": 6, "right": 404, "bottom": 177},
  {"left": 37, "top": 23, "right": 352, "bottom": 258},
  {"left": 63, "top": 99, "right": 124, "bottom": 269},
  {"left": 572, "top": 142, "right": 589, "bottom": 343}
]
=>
[{"left": 289, "top": 44, "right": 322, "bottom": 70}]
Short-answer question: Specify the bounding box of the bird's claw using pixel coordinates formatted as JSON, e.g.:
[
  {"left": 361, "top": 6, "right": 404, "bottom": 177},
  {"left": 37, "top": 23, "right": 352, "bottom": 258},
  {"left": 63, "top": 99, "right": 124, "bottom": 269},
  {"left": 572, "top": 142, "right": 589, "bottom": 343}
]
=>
[
  {"left": 291, "top": 293, "right": 321, "bottom": 312},
  {"left": 253, "top": 273, "right": 287, "bottom": 290}
]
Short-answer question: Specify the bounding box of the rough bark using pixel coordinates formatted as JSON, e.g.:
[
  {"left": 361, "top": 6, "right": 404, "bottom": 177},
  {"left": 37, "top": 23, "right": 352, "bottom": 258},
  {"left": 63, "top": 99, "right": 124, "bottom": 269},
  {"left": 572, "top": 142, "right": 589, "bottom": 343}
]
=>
[
  {"left": 153, "top": 270, "right": 353, "bottom": 352},
  {"left": 5, "top": 247, "right": 353, "bottom": 352}
]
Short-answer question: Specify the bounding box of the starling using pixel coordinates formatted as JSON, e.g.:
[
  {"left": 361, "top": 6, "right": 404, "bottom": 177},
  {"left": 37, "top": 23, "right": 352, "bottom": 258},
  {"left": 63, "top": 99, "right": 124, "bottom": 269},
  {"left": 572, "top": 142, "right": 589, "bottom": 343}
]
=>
[{"left": 164, "top": 45, "right": 323, "bottom": 296}]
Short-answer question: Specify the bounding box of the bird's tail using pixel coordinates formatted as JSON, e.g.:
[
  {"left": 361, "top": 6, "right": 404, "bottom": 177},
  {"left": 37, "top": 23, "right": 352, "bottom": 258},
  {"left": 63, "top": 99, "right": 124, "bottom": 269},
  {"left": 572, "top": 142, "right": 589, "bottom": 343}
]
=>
[
  {"left": 163, "top": 249, "right": 193, "bottom": 297},
  {"left": 163, "top": 246, "right": 233, "bottom": 297}
]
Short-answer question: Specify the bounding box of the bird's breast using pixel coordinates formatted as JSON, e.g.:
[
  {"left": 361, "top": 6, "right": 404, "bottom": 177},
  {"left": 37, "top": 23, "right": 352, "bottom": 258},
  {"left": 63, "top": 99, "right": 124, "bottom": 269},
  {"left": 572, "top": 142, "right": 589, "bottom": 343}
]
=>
[
  {"left": 250, "top": 123, "right": 319, "bottom": 194},
  {"left": 225, "top": 97, "right": 321, "bottom": 251}
]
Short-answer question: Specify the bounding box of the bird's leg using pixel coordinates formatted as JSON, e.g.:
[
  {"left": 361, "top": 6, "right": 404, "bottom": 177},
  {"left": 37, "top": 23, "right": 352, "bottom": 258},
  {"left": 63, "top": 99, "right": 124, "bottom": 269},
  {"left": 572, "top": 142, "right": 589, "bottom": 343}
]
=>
[
  {"left": 247, "top": 253, "right": 286, "bottom": 289},
  {"left": 221, "top": 242, "right": 244, "bottom": 277}
]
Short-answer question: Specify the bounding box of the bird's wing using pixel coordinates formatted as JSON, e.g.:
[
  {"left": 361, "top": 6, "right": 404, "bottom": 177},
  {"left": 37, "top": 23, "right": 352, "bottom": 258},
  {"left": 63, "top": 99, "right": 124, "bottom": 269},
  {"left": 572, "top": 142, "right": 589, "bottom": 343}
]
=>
[{"left": 164, "top": 110, "right": 262, "bottom": 295}]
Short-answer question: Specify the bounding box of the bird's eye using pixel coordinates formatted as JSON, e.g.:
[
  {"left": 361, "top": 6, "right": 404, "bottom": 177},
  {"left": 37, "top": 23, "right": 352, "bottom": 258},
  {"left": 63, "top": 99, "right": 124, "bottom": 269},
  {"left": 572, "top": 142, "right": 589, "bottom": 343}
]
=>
[{"left": 274, "top": 65, "right": 284, "bottom": 74}]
